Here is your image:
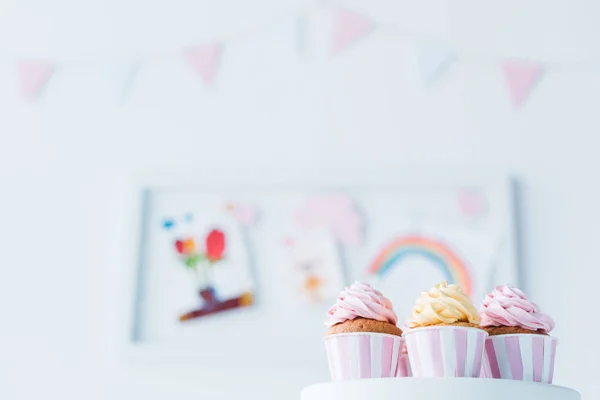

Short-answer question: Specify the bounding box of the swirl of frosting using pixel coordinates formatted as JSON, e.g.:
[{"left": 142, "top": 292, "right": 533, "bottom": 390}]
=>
[
  {"left": 407, "top": 281, "right": 481, "bottom": 328},
  {"left": 325, "top": 282, "right": 398, "bottom": 327},
  {"left": 480, "top": 285, "right": 555, "bottom": 333}
]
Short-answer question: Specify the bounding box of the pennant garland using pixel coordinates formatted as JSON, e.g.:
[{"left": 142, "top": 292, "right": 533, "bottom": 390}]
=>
[
  {"left": 331, "top": 8, "right": 375, "bottom": 56},
  {"left": 104, "top": 62, "right": 140, "bottom": 99},
  {"left": 269, "top": 10, "right": 307, "bottom": 55},
  {"left": 295, "top": 12, "right": 308, "bottom": 55},
  {"left": 0, "top": 6, "right": 578, "bottom": 109},
  {"left": 416, "top": 41, "right": 455, "bottom": 86},
  {"left": 501, "top": 60, "right": 544, "bottom": 109},
  {"left": 183, "top": 43, "right": 223, "bottom": 87},
  {"left": 18, "top": 60, "right": 54, "bottom": 101}
]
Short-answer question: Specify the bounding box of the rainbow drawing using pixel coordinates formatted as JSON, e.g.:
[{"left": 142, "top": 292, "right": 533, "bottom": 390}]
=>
[{"left": 368, "top": 235, "right": 473, "bottom": 296}]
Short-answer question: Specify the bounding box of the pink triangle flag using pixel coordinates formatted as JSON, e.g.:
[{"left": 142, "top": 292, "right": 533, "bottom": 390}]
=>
[
  {"left": 331, "top": 8, "right": 374, "bottom": 56},
  {"left": 501, "top": 60, "right": 543, "bottom": 109},
  {"left": 18, "top": 60, "right": 54, "bottom": 101},
  {"left": 183, "top": 43, "right": 223, "bottom": 87}
]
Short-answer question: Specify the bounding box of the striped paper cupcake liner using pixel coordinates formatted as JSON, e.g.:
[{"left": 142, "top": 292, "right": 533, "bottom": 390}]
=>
[
  {"left": 480, "top": 365, "right": 488, "bottom": 378},
  {"left": 404, "top": 326, "right": 488, "bottom": 378},
  {"left": 399, "top": 350, "right": 412, "bottom": 378},
  {"left": 482, "top": 334, "right": 558, "bottom": 383},
  {"left": 323, "top": 332, "right": 407, "bottom": 381}
]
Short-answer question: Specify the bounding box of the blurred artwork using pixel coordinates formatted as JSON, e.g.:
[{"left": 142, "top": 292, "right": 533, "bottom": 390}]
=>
[
  {"left": 162, "top": 214, "right": 253, "bottom": 322},
  {"left": 294, "top": 194, "right": 363, "bottom": 246},
  {"left": 368, "top": 234, "right": 472, "bottom": 296},
  {"left": 284, "top": 229, "right": 345, "bottom": 304},
  {"left": 283, "top": 194, "right": 364, "bottom": 304},
  {"left": 365, "top": 222, "right": 499, "bottom": 322},
  {"left": 131, "top": 174, "right": 515, "bottom": 368},
  {"left": 456, "top": 189, "right": 488, "bottom": 218},
  {"left": 226, "top": 202, "right": 260, "bottom": 227}
]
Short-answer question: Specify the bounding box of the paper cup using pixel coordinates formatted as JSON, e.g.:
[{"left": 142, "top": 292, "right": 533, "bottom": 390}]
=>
[
  {"left": 482, "top": 334, "right": 558, "bottom": 383},
  {"left": 403, "top": 326, "right": 488, "bottom": 378},
  {"left": 480, "top": 365, "right": 488, "bottom": 378},
  {"left": 323, "top": 332, "right": 407, "bottom": 380},
  {"left": 399, "top": 346, "right": 412, "bottom": 377}
]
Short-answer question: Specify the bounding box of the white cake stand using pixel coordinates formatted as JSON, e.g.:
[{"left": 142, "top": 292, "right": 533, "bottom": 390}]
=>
[{"left": 301, "top": 378, "right": 580, "bottom": 400}]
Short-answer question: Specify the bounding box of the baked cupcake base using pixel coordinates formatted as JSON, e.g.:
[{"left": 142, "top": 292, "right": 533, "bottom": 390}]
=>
[
  {"left": 416, "top": 321, "right": 480, "bottom": 329},
  {"left": 326, "top": 317, "right": 403, "bottom": 336},
  {"left": 483, "top": 325, "right": 548, "bottom": 336}
]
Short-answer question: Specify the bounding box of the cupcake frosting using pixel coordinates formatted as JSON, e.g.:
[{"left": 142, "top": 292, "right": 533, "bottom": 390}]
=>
[
  {"left": 325, "top": 282, "right": 398, "bottom": 327},
  {"left": 480, "top": 285, "right": 555, "bottom": 333},
  {"left": 407, "top": 281, "right": 481, "bottom": 328}
]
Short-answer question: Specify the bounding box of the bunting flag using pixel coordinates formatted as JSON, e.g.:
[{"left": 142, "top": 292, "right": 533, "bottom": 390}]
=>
[
  {"left": 295, "top": 12, "right": 308, "bottom": 55},
  {"left": 105, "top": 62, "right": 139, "bottom": 99},
  {"left": 501, "top": 60, "right": 544, "bottom": 109},
  {"left": 331, "top": 8, "right": 375, "bottom": 56},
  {"left": 270, "top": 11, "right": 307, "bottom": 55},
  {"left": 416, "top": 41, "right": 455, "bottom": 86},
  {"left": 18, "top": 60, "right": 54, "bottom": 101},
  {"left": 183, "top": 43, "right": 223, "bottom": 87}
]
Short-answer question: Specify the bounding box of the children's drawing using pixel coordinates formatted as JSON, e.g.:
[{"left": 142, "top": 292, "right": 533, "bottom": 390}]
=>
[
  {"left": 286, "top": 194, "right": 364, "bottom": 303},
  {"left": 162, "top": 214, "right": 253, "bottom": 322},
  {"left": 283, "top": 230, "right": 345, "bottom": 304},
  {"left": 368, "top": 234, "right": 473, "bottom": 296},
  {"left": 294, "top": 194, "right": 363, "bottom": 245},
  {"left": 366, "top": 233, "right": 477, "bottom": 324},
  {"left": 457, "top": 189, "right": 488, "bottom": 218},
  {"left": 133, "top": 174, "right": 514, "bottom": 366}
]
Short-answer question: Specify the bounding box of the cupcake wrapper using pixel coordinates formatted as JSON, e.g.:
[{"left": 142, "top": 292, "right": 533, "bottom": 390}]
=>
[
  {"left": 398, "top": 352, "right": 412, "bottom": 377},
  {"left": 324, "top": 333, "right": 407, "bottom": 381},
  {"left": 480, "top": 365, "right": 488, "bottom": 378},
  {"left": 482, "top": 334, "right": 557, "bottom": 383},
  {"left": 404, "top": 326, "right": 487, "bottom": 378}
]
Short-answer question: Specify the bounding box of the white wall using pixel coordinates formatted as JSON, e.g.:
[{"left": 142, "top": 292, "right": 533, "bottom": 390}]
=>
[{"left": 0, "top": 0, "right": 599, "bottom": 398}]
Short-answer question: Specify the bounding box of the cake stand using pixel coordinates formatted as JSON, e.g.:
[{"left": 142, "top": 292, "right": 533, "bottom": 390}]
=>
[{"left": 301, "top": 378, "right": 580, "bottom": 400}]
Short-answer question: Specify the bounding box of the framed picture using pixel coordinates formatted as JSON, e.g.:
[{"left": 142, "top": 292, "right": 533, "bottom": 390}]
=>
[{"left": 122, "top": 168, "right": 518, "bottom": 368}]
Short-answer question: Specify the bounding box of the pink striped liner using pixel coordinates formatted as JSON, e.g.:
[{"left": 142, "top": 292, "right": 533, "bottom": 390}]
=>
[
  {"left": 480, "top": 365, "right": 488, "bottom": 378},
  {"left": 324, "top": 333, "right": 407, "bottom": 381},
  {"left": 404, "top": 326, "right": 487, "bottom": 378},
  {"left": 398, "top": 349, "right": 412, "bottom": 377},
  {"left": 482, "top": 334, "right": 558, "bottom": 383}
]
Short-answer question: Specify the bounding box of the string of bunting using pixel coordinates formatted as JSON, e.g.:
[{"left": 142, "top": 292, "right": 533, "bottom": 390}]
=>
[
  {"left": 1, "top": 6, "right": 584, "bottom": 109},
  {"left": 5, "top": 8, "right": 310, "bottom": 102},
  {"left": 331, "top": 8, "right": 545, "bottom": 109}
]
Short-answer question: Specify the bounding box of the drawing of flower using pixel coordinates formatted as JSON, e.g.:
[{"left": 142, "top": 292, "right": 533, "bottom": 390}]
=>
[
  {"left": 162, "top": 215, "right": 252, "bottom": 322},
  {"left": 206, "top": 229, "right": 225, "bottom": 262},
  {"left": 175, "top": 238, "right": 196, "bottom": 256}
]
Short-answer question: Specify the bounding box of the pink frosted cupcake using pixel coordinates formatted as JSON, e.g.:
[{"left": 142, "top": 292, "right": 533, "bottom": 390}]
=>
[
  {"left": 324, "top": 282, "right": 407, "bottom": 380},
  {"left": 480, "top": 285, "right": 557, "bottom": 383}
]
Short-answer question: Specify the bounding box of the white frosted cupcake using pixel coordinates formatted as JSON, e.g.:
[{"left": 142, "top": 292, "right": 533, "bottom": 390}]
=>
[{"left": 403, "top": 281, "right": 487, "bottom": 377}]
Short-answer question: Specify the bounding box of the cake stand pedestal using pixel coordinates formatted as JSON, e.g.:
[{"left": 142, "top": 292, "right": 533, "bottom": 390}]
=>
[{"left": 301, "top": 378, "right": 580, "bottom": 400}]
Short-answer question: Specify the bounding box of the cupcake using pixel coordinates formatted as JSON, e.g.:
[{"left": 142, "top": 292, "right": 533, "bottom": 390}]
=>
[
  {"left": 323, "top": 282, "right": 407, "bottom": 380},
  {"left": 403, "top": 281, "right": 487, "bottom": 378},
  {"left": 480, "top": 285, "right": 557, "bottom": 383}
]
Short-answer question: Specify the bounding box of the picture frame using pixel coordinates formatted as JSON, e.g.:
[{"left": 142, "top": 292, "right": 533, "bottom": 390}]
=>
[{"left": 121, "top": 167, "right": 519, "bottom": 368}]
